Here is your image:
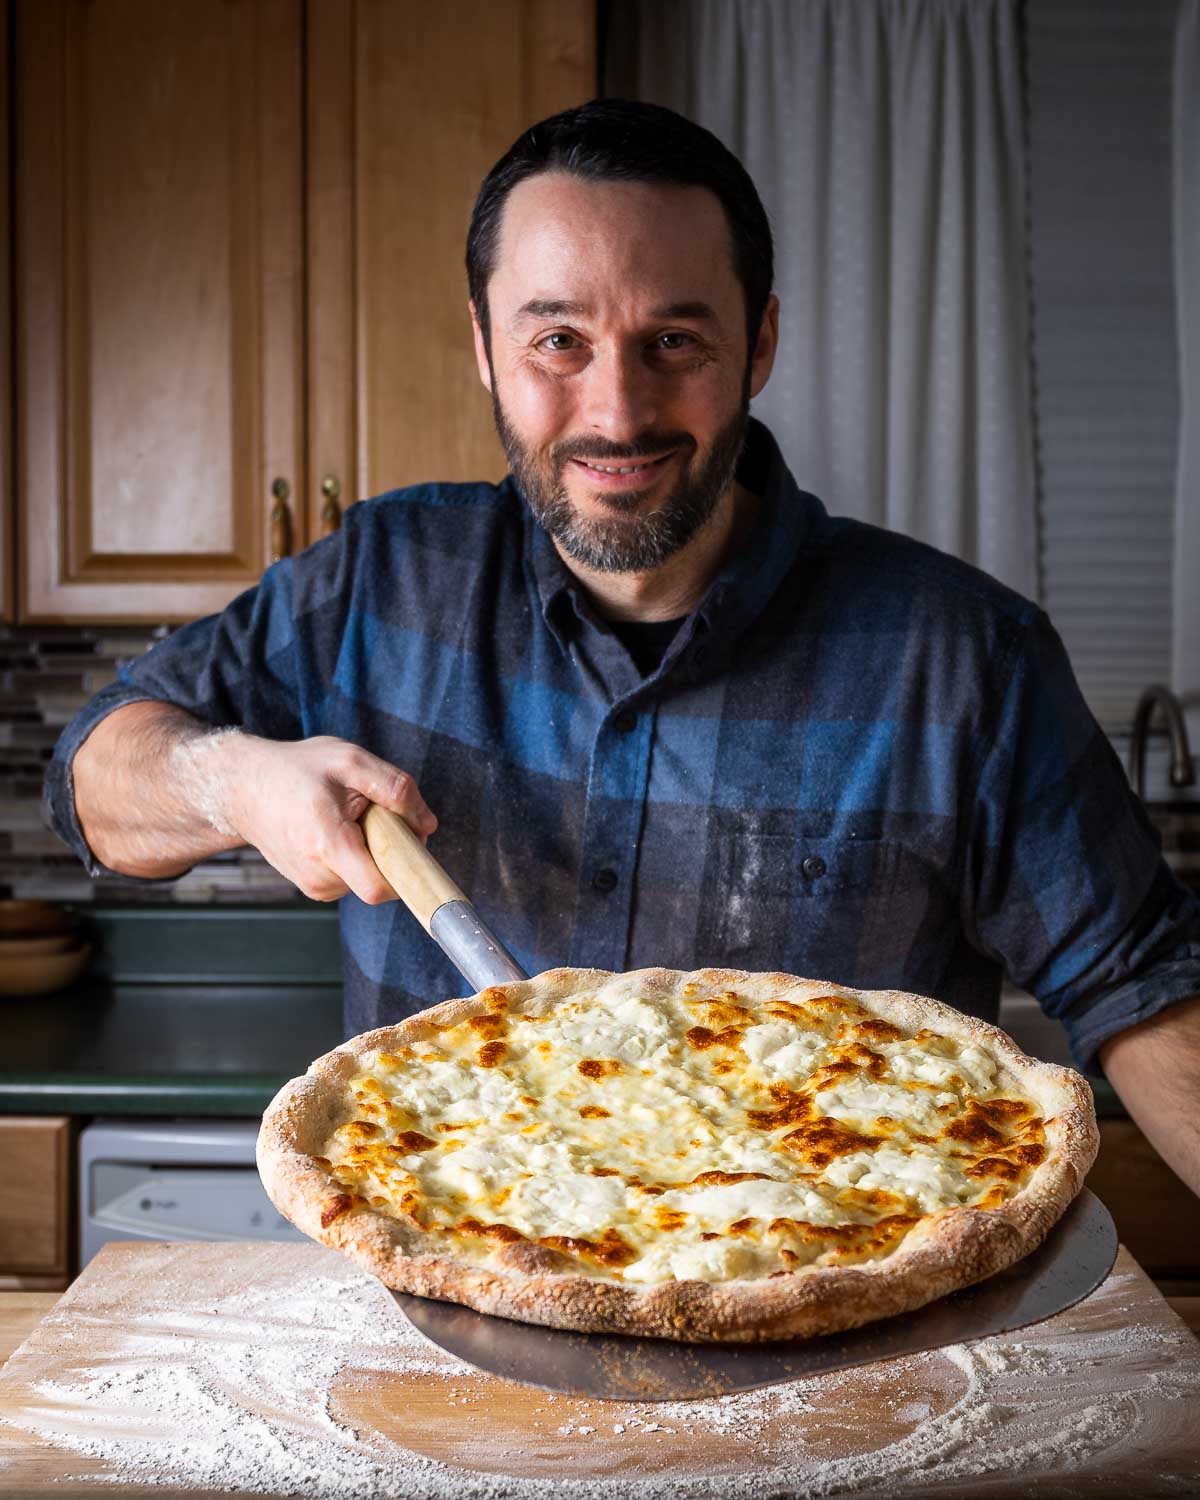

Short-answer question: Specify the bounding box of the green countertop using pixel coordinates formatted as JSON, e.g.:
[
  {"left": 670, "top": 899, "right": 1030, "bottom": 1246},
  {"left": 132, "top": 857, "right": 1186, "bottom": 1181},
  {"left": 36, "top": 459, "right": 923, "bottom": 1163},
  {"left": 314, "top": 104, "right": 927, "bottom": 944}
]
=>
[
  {"left": 0, "top": 903, "right": 1126, "bottom": 1119},
  {"left": 0, "top": 979, "right": 344, "bottom": 1116}
]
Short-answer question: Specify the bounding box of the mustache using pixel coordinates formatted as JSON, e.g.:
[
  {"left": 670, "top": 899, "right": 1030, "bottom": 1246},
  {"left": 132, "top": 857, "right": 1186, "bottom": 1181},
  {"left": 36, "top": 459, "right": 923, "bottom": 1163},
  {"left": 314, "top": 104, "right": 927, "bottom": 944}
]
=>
[{"left": 553, "top": 432, "right": 696, "bottom": 464}]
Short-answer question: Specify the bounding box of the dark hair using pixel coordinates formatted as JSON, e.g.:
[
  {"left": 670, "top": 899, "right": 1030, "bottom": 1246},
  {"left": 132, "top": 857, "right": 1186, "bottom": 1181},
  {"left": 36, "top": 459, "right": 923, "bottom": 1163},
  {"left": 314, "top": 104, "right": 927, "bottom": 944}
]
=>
[{"left": 466, "top": 98, "right": 774, "bottom": 356}]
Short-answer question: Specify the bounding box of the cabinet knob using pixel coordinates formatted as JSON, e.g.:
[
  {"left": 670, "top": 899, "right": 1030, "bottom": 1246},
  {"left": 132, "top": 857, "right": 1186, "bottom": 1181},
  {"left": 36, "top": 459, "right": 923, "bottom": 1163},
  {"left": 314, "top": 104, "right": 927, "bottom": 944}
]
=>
[
  {"left": 320, "top": 474, "right": 342, "bottom": 534},
  {"left": 270, "top": 477, "right": 293, "bottom": 561}
]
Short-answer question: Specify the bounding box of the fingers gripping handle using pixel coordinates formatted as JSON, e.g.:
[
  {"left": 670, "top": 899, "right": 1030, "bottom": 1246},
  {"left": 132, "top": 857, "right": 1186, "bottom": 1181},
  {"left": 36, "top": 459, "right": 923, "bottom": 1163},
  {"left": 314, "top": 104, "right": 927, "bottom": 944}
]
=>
[
  {"left": 362, "top": 803, "right": 465, "bottom": 930},
  {"left": 361, "top": 805, "right": 528, "bottom": 991}
]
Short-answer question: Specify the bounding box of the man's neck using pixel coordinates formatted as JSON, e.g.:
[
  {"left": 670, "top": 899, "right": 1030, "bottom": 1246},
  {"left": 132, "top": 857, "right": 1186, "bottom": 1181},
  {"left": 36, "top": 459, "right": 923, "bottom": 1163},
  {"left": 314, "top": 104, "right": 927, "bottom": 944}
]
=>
[{"left": 554, "top": 480, "right": 760, "bottom": 624}]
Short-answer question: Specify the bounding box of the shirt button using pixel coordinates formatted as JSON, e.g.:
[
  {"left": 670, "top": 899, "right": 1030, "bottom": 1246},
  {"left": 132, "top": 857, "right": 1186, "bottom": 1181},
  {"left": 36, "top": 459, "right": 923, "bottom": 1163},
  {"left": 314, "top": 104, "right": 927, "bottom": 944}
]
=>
[
  {"left": 802, "top": 855, "right": 827, "bottom": 881},
  {"left": 592, "top": 867, "right": 618, "bottom": 893},
  {"left": 613, "top": 709, "right": 637, "bottom": 734}
]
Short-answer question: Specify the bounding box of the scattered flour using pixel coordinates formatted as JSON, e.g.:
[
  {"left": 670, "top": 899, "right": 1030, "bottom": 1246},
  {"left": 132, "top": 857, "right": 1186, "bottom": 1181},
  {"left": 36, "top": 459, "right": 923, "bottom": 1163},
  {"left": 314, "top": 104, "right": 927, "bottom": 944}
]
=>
[{"left": 0, "top": 1243, "right": 1197, "bottom": 1498}]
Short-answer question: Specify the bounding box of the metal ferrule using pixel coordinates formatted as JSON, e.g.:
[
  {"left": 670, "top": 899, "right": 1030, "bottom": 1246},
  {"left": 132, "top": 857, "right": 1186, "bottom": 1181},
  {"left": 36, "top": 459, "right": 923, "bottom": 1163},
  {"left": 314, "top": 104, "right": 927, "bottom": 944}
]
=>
[{"left": 429, "top": 899, "right": 529, "bottom": 992}]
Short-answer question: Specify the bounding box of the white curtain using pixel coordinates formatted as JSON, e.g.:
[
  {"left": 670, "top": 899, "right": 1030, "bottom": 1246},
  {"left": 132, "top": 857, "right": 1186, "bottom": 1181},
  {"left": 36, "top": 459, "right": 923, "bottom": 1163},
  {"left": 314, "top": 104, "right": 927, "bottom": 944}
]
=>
[
  {"left": 1174, "top": 0, "right": 1200, "bottom": 703},
  {"left": 606, "top": 0, "right": 1039, "bottom": 598}
]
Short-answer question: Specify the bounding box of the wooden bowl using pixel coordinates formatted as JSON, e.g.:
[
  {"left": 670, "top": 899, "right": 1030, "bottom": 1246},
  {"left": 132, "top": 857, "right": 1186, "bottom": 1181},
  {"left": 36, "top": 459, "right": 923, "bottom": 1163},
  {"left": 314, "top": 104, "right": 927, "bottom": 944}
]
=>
[
  {"left": 0, "top": 899, "right": 78, "bottom": 939},
  {"left": 0, "top": 932, "right": 77, "bottom": 958},
  {"left": 0, "top": 942, "right": 92, "bottom": 996}
]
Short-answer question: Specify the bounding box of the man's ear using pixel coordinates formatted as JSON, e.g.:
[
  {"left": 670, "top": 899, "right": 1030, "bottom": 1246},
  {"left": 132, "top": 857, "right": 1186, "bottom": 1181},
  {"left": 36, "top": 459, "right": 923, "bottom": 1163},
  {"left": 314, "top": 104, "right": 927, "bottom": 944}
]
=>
[
  {"left": 469, "top": 300, "right": 493, "bottom": 394},
  {"left": 748, "top": 293, "right": 780, "bottom": 400}
]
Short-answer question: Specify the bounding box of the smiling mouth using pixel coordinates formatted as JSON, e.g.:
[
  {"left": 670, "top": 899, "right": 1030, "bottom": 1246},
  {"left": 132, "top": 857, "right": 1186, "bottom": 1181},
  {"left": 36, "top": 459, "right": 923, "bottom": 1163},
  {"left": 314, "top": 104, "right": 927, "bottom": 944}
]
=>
[{"left": 570, "top": 452, "right": 676, "bottom": 477}]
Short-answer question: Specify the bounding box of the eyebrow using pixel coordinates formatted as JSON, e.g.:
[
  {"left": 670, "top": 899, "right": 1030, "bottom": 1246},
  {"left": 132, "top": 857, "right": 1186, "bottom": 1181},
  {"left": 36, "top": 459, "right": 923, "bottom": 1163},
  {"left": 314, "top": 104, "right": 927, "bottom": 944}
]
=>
[{"left": 511, "top": 298, "right": 720, "bottom": 324}]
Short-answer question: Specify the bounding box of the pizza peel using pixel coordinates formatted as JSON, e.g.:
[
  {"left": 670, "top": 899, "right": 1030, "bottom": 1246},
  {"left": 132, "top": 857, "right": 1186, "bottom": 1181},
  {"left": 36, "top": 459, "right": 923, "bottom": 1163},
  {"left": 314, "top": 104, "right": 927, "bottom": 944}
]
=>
[{"left": 359, "top": 804, "right": 1118, "bottom": 1401}]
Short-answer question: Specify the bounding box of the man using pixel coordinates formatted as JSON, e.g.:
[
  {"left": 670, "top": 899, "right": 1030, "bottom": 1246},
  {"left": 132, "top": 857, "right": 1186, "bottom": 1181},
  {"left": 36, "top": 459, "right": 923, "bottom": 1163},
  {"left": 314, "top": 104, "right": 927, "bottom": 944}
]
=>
[{"left": 47, "top": 99, "right": 1200, "bottom": 1198}]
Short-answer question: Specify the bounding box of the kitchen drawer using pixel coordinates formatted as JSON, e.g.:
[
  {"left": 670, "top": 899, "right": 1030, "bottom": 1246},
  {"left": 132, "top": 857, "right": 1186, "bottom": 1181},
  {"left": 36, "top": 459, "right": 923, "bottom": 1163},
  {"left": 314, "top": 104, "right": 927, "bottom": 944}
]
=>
[{"left": 0, "top": 1116, "right": 74, "bottom": 1289}]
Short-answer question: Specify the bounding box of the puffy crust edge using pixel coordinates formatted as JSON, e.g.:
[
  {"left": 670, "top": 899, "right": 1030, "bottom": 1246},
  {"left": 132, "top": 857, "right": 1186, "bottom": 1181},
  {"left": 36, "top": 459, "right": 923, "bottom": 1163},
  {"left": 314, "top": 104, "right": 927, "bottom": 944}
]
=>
[{"left": 255, "top": 966, "right": 1099, "bottom": 1343}]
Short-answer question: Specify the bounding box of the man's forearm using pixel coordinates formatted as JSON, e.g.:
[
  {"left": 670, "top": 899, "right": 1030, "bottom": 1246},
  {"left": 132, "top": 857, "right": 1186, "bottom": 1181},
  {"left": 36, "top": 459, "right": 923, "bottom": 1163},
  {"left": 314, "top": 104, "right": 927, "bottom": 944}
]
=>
[
  {"left": 73, "top": 700, "right": 245, "bottom": 878},
  {"left": 1098, "top": 996, "right": 1200, "bottom": 1198}
]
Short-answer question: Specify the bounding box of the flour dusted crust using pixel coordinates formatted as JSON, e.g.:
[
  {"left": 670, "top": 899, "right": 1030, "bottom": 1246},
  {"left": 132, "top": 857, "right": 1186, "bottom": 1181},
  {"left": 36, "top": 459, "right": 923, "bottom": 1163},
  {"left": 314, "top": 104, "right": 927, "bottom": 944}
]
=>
[{"left": 256, "top": 968, "right": 1098, "bottom": 1343}]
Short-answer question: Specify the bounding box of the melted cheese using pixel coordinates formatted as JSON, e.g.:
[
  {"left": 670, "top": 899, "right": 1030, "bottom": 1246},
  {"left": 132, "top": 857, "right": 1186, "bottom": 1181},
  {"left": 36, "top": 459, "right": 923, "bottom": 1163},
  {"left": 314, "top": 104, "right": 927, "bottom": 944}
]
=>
[{"left": 317, "top": 977, "right": 1047, "bottom": 1285}]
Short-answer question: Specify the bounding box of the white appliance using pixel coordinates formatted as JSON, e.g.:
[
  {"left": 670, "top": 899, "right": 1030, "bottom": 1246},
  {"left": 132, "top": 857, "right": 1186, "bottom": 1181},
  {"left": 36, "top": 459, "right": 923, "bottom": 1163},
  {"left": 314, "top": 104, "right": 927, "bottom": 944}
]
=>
[{"left": 79, "top": 1118, "right": 308, "bottom": 1270}]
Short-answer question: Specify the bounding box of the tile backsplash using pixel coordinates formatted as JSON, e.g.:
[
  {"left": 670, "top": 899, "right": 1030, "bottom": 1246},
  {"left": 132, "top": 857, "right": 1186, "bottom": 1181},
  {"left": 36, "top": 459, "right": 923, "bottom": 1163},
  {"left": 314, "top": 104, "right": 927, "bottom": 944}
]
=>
[{"left": 0, "top": 624, "right": 299, "bottom": 904}]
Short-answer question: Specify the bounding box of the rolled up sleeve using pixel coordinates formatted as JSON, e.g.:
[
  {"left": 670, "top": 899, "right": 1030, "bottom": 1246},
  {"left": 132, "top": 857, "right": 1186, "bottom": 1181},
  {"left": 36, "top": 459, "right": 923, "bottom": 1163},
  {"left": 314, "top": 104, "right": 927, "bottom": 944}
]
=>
[{"left": 963, "top": 608, "right": 1200, "bottom": 1071}]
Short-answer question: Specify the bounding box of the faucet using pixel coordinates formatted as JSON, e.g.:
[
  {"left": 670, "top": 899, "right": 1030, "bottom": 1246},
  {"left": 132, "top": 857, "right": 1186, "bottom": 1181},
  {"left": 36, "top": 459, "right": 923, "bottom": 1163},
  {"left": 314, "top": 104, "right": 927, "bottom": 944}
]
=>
[{"left": 1127, "top": 684, "right": 1196, "bottom": 800}]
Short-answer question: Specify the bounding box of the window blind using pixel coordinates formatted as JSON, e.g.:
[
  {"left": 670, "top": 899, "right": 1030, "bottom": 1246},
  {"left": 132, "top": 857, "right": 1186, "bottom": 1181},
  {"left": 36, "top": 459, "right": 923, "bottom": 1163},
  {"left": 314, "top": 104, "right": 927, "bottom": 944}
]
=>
[{"left": 1025, "top": 0, "right": 1180, "bottom": 733}]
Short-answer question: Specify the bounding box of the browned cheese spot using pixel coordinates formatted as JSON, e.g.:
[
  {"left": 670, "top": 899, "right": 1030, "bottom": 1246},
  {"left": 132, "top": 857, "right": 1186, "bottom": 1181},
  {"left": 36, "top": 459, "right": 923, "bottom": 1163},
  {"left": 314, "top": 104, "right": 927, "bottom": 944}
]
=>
[
  {"left": 806, "top": 994, "right": 865, "bottom": 1016},
  {"left": 590, "top": 1166, "right": 621, "bottom": 1177},
  {"left": 579, "top": 1105, "right": 611, "bottom": 1119},
  {"left": 536, "top": 1041, "right": 553, "bottom": 1057},
  {"left": 684, "top": 1025, "right": 745, "bottom": 1051},
  {"left": 376, "top": 1049, "right": 412, "bottom": 1067},
  {"left": 467, "top": 1013, "right": 507, "bottom": 1040},
  {"left": 502, "top": 1111, "right": 524, "bottom": 1122},
  {"left": 699, "top": 1231, "right": 720, "bottom": 1242},
  {"left": 846, "top": 1018, "right": 907, "bottom": 1044},
  {"left": 477, "top": 1041, "right": 507, "bottom": 1069},
  {"left": 762, "top": 999, "right": 810, "bottom": 1023},
  {"left": 942, "top": 1102, "right": 1006, "bottom": 1151},
  {"left": 459, "top": 1216, "right": 525, "bottom": 1244},
  {"left": 689, "top": 993, "right": 753, "bottom": 1028},
  {"left": 343, "top": 1120, "right": 381, "bottom": 1139},
  {"left": 520, "top": 1095, "right": 539, "bottom": 1107},
  {"left": 977, "top": 1185, "right": 1010, "bottom": 1210},
  {"left": 538, "top": 1228, "right": 637, "bottom": 1268},
  {"left": 965, "top": 1155, "right": 1023, "bottom": 1183},
  {"left": 779, "top": 1247, "right": 799, "bottom": 1265},
  {"left": 691, "top": 1169, "right": 775, "bottom": 1187},
  {"left": 320, "top": 1193, "right": 354, "bottom": 1228},
  {"left": 652, "top": 1206, "right": 689, "bottom": 1231},
  {"left": 833, "top": 1042, "right": 888, "bottom": 1078},
  {"left": 779, "top": 1118, "right": 883, "bottom": 1169},
  {"left": 481, "top": 987, "right": 510, "bottom": 1014},
  {"left": 747, "top": 1084, "right": 813, "bottom": 1131},
  {"left": 728, "top": 1217, "right": 759, "bottom": 1237},
  {"left": 980, "top": 1097, "right": 1034, "bottom": 1123},
  {"left": 435, "top": 1119, "right": 483, "bottom": 1132},
  {"left": 578, "top": 1058, "right": 622, "bottom": 1079},
  {"left": 393, "top": 1130, "right": 437, "bottom": 1153}
]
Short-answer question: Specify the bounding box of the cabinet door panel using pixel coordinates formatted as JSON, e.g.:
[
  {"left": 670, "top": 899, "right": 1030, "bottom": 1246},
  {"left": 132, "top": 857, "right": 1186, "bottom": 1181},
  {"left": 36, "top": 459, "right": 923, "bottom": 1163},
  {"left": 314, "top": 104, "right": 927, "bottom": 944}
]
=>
[
  {"left": 307, "top": 0, "right": 595, "bottom": 516},
  {"left": 16, "top": 0, "right": 304, "bottom": 622},
  {"left": 0, "top": 1117, "right": 72, "bottom": 1277}
]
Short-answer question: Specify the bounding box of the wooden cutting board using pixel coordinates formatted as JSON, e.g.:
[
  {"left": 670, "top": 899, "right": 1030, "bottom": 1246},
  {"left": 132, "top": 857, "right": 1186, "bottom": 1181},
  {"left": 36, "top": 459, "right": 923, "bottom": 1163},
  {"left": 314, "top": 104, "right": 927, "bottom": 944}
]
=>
[{"left": 0, "top": 1240, "right": 1197, "bottom": 1497}]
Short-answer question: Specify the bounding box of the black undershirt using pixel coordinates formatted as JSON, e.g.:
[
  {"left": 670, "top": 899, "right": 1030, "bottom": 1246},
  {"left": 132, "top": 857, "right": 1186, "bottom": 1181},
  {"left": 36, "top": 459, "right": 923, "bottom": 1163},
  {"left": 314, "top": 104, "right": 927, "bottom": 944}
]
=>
[{"left": 608, "top": 615, "right": 687, "bottom": 676}]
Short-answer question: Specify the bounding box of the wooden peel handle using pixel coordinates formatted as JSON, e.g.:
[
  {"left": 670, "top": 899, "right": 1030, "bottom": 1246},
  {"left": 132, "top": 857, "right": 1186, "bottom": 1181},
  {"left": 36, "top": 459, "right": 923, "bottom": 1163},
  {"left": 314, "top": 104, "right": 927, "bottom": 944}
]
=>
[{"left": 361, "top": 803, "right": 466, "bottom": 932}]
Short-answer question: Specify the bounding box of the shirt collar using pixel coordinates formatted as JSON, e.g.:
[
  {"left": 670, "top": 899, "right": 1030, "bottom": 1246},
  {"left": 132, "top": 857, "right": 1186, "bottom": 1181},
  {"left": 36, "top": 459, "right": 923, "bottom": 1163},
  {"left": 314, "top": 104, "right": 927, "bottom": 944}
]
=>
[{"left": 520, "top": 417, "right": 828, "bottom": 652}]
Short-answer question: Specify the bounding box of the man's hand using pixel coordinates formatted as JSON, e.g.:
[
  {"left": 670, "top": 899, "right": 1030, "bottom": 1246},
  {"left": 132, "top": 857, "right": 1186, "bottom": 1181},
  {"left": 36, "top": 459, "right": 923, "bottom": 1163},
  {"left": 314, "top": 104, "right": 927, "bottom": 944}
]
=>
[
  {"left": 1098, "top": 996, "right": 1200, "bottom": 1199},
  {"left": 73, "top": 701, "right": 437, "bottom": 903},
  {"left": 219, "top": 733, "right": 437, "bottom": 903}
]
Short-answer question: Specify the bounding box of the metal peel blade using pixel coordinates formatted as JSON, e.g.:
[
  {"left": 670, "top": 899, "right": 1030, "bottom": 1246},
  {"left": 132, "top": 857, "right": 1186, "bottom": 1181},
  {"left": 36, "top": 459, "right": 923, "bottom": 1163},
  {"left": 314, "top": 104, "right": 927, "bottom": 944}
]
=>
[{"left": 391, "top": 1189, "right": 1117, "bottom": 1401}]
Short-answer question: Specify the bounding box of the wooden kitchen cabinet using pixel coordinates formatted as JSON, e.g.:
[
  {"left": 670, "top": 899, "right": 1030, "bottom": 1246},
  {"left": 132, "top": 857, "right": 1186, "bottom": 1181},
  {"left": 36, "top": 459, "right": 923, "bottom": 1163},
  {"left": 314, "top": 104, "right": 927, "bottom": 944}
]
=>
[
  {"left": 0, "top": 1116, "right": 75, "bottom": 1291},
  {"left": 1, "top": 0, "right": 12, "bottom": 624},
  {"left": 1087, "top": 1118, "right": 1200, "bottom": 1290},
  {"left": 11, "top": 0, "right": 595, "bottom": 623}
]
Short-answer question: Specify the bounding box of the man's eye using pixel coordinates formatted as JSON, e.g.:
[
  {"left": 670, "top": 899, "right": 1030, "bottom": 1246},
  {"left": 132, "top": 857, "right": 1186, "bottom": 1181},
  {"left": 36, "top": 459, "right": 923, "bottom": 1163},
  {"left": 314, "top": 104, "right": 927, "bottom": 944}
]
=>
[
  {"left": 540, "top": 332, "right": 579, "bottom": 352},
  {"left": 656, "top": 332, "right": 695, "bottom": 351}
]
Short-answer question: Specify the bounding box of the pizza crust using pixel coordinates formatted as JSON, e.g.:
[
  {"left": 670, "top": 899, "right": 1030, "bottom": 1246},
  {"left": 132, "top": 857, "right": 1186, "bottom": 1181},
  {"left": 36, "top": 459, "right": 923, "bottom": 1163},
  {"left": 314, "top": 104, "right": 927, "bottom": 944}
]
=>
[{"left": 256, "top": 967, "right": 1098, "bottom": 1343}]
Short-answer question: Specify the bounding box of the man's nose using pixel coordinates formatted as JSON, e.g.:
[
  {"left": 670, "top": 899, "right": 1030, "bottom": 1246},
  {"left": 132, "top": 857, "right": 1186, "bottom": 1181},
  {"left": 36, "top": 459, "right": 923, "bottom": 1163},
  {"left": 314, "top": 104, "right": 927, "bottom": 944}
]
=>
[{"left": 581, "top": 346, "right": 659, "bottom": 445}]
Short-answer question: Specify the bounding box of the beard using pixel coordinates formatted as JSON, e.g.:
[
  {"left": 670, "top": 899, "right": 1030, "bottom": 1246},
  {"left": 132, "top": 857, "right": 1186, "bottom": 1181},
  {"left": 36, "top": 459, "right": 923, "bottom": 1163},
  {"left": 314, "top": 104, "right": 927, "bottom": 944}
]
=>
[{"left": 490, "top": 375, "right": 750, "bottom": 574}]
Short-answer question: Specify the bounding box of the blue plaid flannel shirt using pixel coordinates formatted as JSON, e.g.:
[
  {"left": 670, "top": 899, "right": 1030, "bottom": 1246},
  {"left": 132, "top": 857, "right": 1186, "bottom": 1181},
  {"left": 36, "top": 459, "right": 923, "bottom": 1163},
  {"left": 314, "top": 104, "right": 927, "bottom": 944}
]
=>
[{"left": 45, "top": 420, "right": 1200, "bottom": 1066}]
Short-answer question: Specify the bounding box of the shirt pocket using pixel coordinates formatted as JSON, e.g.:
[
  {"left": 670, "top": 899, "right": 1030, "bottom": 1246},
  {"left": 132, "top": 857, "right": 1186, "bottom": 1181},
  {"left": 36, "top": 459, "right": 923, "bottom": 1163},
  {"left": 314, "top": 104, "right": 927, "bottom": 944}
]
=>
[{"left": 697, "top": 830, "right": 957, "bottom": 994}]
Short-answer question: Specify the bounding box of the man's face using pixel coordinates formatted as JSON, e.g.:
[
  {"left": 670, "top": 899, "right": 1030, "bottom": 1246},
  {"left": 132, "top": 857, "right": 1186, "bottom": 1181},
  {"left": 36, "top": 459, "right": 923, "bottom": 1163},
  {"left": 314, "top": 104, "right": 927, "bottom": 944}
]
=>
[{"left": 472, "top": 173, "right": 777, "bottom": 573}]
